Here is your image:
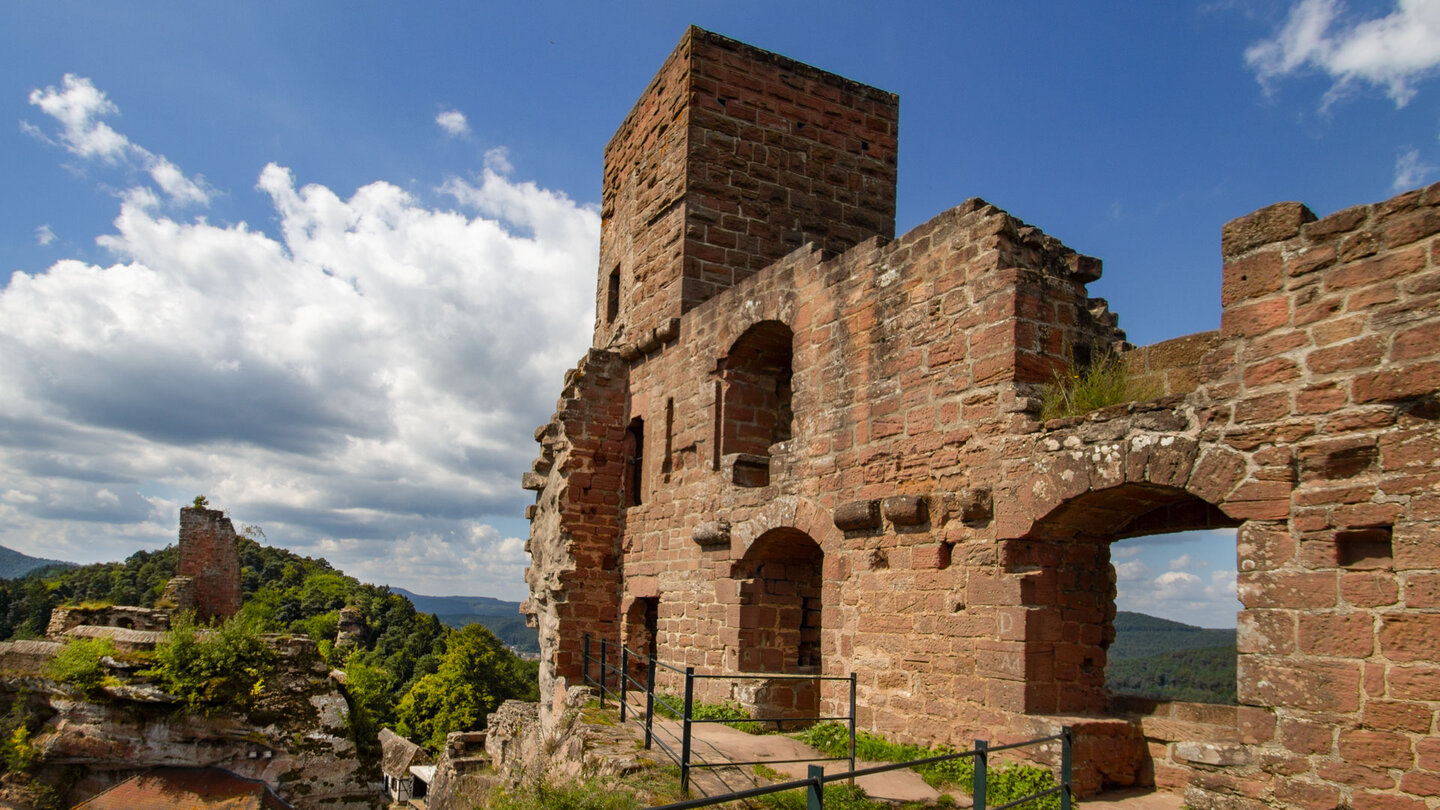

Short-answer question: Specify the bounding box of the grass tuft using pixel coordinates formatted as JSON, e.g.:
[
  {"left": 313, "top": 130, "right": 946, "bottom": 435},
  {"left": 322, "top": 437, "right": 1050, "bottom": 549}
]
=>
[
  {"left": 794, "top": 723, "right": 1062, "bottom": 808},
  {"left": 1039, "top": 350, "right": 1157, "bottom": 421}
]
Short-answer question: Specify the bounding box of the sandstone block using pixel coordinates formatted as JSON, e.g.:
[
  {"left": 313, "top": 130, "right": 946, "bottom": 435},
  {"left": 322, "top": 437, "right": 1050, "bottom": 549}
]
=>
[
  {"left": 882, "top": 494, "right": 927, "bottom": 525},
  {"left": 832, "top": 499, "right": 880, "bottom": 531}
]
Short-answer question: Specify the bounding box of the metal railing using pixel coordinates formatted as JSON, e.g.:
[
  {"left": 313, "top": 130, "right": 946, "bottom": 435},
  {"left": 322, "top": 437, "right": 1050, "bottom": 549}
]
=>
[
  {"left": 579, "top": 634, "right": 1073, "bottom": 810},
  {"left": 582, "top": 634, "right": 857, "bottom": 794}
]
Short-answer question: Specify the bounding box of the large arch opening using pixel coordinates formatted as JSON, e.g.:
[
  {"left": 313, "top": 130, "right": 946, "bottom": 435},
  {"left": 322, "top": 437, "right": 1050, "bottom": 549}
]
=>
[
  {"left": 718, "top": 321, "right": 793, "bottom": 486},
  {"left": 730, "top": 527, "right": 822, "bottom": 723},
  {"left": 1014, "top": 483, "right": 1241, "bottom": 715}
]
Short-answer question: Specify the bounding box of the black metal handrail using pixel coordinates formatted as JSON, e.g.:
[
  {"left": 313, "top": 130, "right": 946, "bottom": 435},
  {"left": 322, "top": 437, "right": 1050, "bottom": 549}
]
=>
[
  {"left": 648, "top": 730, "right": 1074, "bottom": 810},
  {"left": 580, "top": 634, "right": 1073, "bottom": 810},
  {"left": 582, "top": 634, "right": 858, "bottom": 794}
]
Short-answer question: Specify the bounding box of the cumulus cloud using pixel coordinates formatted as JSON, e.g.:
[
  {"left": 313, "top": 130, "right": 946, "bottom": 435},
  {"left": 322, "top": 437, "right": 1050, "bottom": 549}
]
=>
[
  {"left": 1114, "top": 530, "right": 1240, "bottom": 628},
  {"left": 1247, "top": 0, "right": 1440, "bottom": 107},
  {"left": 436, "top": 109, "right": 470, "bottom": 137},
  {"left": 1168, "top": 553, "right": 1209, "bottom": 571},
  {"left": 25, "top": 74, "right": 211, "bottom": 205},
  {"left": 35, "top": 225, "right": 55, "bottom": 246},
  {"left": 3, "top": 78, "right": 600, "bottom": 598}
]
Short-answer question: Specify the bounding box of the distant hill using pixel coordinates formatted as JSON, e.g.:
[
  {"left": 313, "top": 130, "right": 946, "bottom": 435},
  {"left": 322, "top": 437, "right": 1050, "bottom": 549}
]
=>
[
  {"left": 0, "top": 545, "right": 73, "bottom": 579},
  {"left": 1109, "top": 611, "right": 1236, "bottom": 661},
  {"left": 1107, "top": 611, "right": 1237, "bottom": 704},
  {"left": 392, "top": 588, "right": 537, "bottom": 654}
]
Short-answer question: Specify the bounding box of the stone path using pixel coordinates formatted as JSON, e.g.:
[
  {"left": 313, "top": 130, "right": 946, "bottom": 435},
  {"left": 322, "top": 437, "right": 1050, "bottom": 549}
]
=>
[{"left": 632, "top": 713, "right": 1182, "bottom": 808}]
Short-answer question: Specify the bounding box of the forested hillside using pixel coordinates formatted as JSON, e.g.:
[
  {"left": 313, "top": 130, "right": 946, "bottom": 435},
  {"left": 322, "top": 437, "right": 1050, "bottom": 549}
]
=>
[
  {"left": 392, "top": 587, "right": 536, "bottom": 653},
  {"left": 1106, "top": 611, "right": 1237, "bottom": 704},
  {"left": 1108, "top": 611, "right": 1236, "bottom": 660},
  {"left": 0, "top": 534, "right": 537, "bottom": 750},
  {"left": 0, "top": 546, "right": 73, "bottom": 580}
]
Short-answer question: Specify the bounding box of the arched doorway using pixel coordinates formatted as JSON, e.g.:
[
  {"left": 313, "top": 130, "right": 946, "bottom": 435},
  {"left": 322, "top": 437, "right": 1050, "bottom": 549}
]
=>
[{"left": 730, "top": 527, "right": 822, "bottom": 722}]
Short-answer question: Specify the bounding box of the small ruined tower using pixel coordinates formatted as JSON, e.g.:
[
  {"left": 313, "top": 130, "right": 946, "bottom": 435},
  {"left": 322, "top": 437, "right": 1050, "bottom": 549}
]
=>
[{"left": 176, "top": 506, "right": 243, "bottom": 622}]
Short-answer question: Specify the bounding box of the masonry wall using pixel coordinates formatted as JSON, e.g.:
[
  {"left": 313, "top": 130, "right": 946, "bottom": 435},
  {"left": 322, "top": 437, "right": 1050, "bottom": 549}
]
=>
[
  {"left": 525, "top": 27, "right": 1440, "bottom": 810},
  {"left": 176, "top": 506, "right": 242, "bottom": 623},
  {"left": 522, "top": 350, "right": 629, "bottom": 723},
  {"left": 594, "top": 27, "right": 897, "bottom": 352}
]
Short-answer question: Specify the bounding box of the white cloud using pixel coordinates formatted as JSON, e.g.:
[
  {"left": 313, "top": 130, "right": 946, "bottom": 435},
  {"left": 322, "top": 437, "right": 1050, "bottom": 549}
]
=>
[
  {"left": 436, "top": 109, "right": 471, "bottom": 137},
  {"left": 1114, "top": 538, "right": 1240, "bottom": 628},
  {"left": 26, "top": 74, "right": 212, "bottom": 206},
  {"left": 35, "top": 225, "right": 55, "bottom": 246},
  {"left": 3, "top": 78, "right": 601, "bottom": 599},
  {"left": 483, "top": 146, "right": 513, "bottom": 176},
  {"left": 1247, "top": 0, "right": 1440, "bottom": 107},
  {"left": 1168, "top": 552, "right": 1209, "bottom": 571},
  {"left": 1394, "top": 146, "right": 1440, "bottom": 189},
  {"left": 27, "top": 74, "right": 129, "bottom": 161}
]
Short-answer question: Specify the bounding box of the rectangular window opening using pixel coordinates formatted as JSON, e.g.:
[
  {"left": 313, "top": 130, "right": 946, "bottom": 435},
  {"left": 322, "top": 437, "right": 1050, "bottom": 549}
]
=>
[{"left": 606, "top": 267, "right": 621, "bottom": 323}]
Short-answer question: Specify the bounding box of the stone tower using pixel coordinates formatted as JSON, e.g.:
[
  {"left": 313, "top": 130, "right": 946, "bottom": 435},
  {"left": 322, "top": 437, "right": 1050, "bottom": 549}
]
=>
[
  {"left": 176, "top": 506, "right": 243, "bottom": 622},
  {"left": 593, "top": 26, "right": 899, "bottom": 350}
]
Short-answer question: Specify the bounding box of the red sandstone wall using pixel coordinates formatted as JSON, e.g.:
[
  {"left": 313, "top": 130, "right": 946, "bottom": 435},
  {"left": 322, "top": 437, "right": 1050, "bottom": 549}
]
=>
[
  {"left": 176, "top": 506, "right": 242, "bottom": 623},
  {"left": 522, "top": 350, "right": 629, "bottom": 720},
  {"left": 594, "top": 27, "right": 898, "bottom": 352},
  {"left": 530, "top": 27, "right": 1440, "bottom": 809}
]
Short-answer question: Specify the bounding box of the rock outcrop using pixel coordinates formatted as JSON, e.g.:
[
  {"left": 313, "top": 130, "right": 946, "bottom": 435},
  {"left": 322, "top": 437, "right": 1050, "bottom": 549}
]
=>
[{"left": 0, "top": 636, "right": 379, "bottom": 809}]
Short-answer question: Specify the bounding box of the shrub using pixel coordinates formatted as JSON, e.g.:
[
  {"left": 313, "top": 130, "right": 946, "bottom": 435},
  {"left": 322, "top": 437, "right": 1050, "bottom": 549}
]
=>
[
  {"left": 2, "top": 725, "right": 36, "bottom": 773},
  {"left": 44, "top": 637, "right": 117, "bottom": 693},
  {"left": 1039, "top": 349, "right": 1157, "bottom": 421},
  {"left": 145, "top": 613, "right": 274, "bottom": 713}
]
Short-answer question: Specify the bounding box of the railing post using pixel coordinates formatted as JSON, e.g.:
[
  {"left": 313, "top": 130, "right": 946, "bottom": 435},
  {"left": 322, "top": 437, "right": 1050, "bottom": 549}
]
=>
[
  {"left": 1061, "top": 726, "right": 1073, "bottom": 810},
  {"left": 620, "top": 645, "right": 630, "bottom": 723},
  {"left": 598, "top": 637, "right": 609, "bottom": 707},
  {"left": 847, "top": 673, "right": 857, "bottom": 787},
  {"left": 973, "top": 739, "right": 988, "bottom": 810},
  {"left": 680, "top": 666, "right": 695, "bottom": 796},
  {"left": 807, "top": 763, "right": 825, "bottom": 810},
  {"left": 644, "top": 655, "right": 657, "bottom": 750},
  {"left": 582, "top": 634, "right": 591, "bottom": 687}
]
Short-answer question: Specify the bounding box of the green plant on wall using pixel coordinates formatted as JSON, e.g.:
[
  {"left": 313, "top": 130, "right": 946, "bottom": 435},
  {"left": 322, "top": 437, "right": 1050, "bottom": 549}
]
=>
[{"left": 1040, "top": 349, "right": 1158, "bottom": 421}]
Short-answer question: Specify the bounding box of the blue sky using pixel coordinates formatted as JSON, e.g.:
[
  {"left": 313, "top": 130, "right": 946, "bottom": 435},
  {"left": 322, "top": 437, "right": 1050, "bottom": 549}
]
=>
[{"left": 1, "top": 2, "right": 1436, "bottom": 607}]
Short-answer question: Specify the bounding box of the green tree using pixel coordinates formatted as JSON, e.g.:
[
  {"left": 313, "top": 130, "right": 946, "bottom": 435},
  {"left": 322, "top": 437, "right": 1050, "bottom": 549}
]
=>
[{"left": 395, "top": 623, "right": 527, "bottom": 750}]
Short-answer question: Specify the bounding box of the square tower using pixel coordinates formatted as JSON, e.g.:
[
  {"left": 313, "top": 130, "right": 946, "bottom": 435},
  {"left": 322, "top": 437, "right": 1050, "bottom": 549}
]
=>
[{"left": 594, "top": 27, "right": 899, "bottom": 349}]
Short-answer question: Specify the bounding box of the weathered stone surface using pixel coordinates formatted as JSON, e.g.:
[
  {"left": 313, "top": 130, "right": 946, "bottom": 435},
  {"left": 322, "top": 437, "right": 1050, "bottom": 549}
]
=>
[
  {"left": 832, "top": 500, "right": 881, "bottom": 531},
  {"left": 2, "top": 639, "right": 374, "bottom": 809},
  {"left": 881, "top": 495, "right": 927, "bottom": 525},
  {"left": 520, "top": 24, "right": 1440, "bottom": 808},
  {"left": 692, "top": 521, "right": 730, "bottom": 546}
]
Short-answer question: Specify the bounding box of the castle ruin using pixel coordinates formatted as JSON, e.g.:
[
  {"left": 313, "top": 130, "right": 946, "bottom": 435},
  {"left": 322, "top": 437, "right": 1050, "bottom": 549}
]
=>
[{"left": 522, "top": 27, "right": 1440, "bottom": 808}]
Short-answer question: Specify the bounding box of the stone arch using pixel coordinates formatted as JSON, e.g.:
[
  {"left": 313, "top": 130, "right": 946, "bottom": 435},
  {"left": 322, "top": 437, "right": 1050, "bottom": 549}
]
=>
[
  {"left": 729, "top": 526, "right": 823, "bottom": 723},
  {"left": 718, "top": 320, "right": 794, "bottom": 464},
  {"left": 1005, "top": 482, "right": 1243, "bottom": 716}
]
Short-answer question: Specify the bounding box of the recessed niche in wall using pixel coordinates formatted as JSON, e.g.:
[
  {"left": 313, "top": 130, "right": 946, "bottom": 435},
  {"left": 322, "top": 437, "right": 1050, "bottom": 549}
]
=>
[{"left": 1336, "top": 526, "right": 1393, "bottom": 570}]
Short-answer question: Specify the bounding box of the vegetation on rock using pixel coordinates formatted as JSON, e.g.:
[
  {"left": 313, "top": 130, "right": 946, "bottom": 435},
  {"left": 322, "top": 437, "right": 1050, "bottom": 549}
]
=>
[
  {"left": 145, "top": 613, "right": 275, "bottom": 712},
  {"left": 0, "top": 531, "right": 537, "bottom": 750},
  {"left": 43, "top": 638, "right": 118, "bottom": 694}
]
